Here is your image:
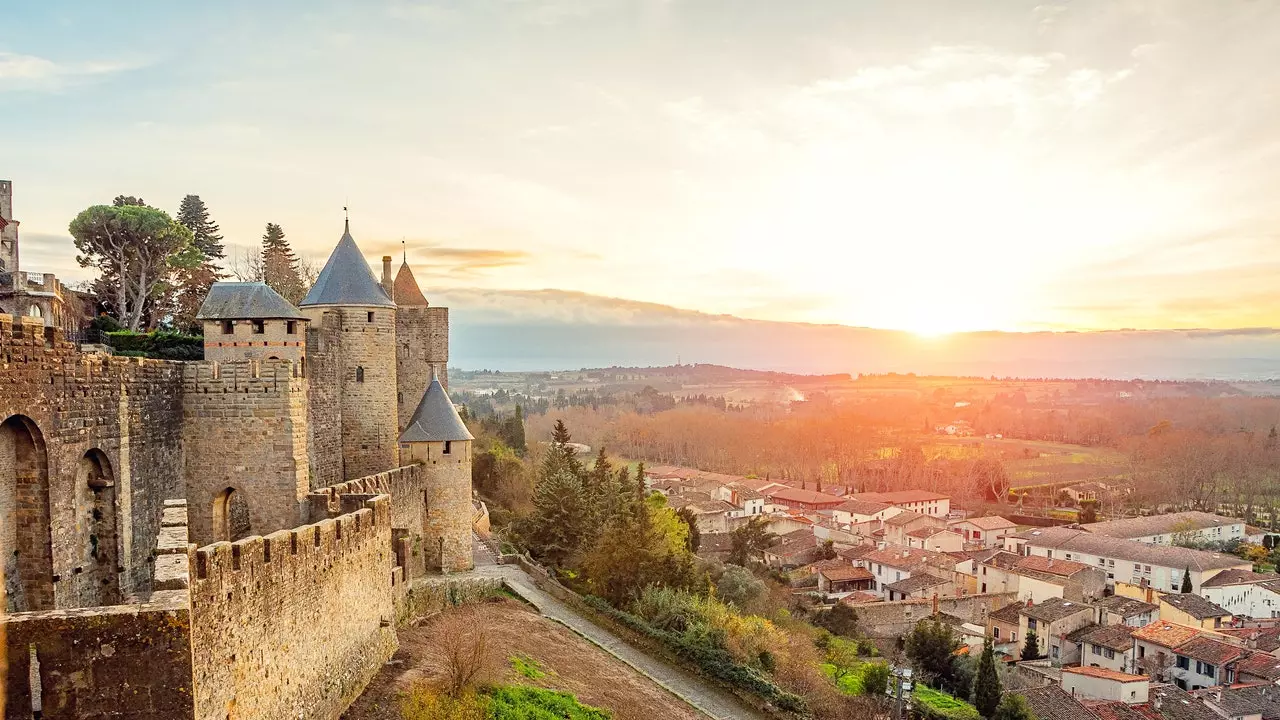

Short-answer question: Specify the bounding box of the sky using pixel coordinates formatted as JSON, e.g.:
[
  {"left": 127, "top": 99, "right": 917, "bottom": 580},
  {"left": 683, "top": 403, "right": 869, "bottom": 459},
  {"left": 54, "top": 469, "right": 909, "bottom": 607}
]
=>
[{"left": 4, "top": 0, "right": 1280, "bottom": 336}]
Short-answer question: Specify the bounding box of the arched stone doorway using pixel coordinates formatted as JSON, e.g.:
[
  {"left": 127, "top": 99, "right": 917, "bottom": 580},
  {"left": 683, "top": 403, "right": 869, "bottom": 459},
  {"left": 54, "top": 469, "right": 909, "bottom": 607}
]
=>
[
  {"left": 77, "top": 450, "right": 120, "bottom": 606},
  {"left": 212, "top": 487, "right": 252, "bottom": 542},
  {"left": 0, "top": 415, "right": 53, "bottom": 612}
]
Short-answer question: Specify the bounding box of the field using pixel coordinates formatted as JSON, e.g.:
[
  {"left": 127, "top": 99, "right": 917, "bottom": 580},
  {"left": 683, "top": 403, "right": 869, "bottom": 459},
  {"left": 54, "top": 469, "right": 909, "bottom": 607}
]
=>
[
  {"left": 345, "top": 599, "right": 701, "bottom": 720},
  {"left": 929, "top": 436, "right": 1129, "bottom": 489}
]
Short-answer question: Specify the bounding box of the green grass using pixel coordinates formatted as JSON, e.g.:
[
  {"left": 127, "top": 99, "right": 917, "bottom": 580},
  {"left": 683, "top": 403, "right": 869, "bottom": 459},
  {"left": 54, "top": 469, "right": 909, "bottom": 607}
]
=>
[
  {"left": 914, "top": 685, "right": 982, "bottom": 720},
  {"left": 820, "top": 663, "right": 866, "bottom": 695},
  {"left": 487, "top": 685, "right": 612, "bottom": 719},
  {"left": 511, "top": 654, "right": 548, "bottom": 680}
]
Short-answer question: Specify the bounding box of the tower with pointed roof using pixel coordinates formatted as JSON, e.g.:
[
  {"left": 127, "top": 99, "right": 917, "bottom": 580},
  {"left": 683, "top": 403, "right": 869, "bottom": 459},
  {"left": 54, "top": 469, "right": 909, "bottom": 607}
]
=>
[
  {"left": 391, "top": 256, "right": 450, "bottom": 432},
  {"left": 300, "top": 220, "right": 400, "bottom": 481},
  {"left": 399, "top": 370, "right": 474, "bottom": 572}
]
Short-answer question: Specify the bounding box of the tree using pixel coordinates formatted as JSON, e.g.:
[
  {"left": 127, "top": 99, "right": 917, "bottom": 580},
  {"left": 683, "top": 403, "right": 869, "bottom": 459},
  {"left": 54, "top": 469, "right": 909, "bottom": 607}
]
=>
[
  {"left": 1020, "top": 630, "right": 1041, "bottom": 661},
  {"left": 1181, "top": 567, "right": 1193, "bottom": 593},
  {"left": 428, "top": 607, "right": 498, "bottom": 698},
  {"left": 498, "top": 405, "right": 527, "bottom": 453},
  {"left": 716, "top": 565, "right": 765, "bottom": 607},
  {"left": 524, "top": 467, "right": 587, "bottom": 568},
  {"left": 70, "top": 204, "right": 198, "bottom": 331},
  {"left": 818, "top": 539, "right": 837, "bottom": 560},
  {"left": 1078, "top": 499, "right": 1098, "bottom": 524},
  {"left": 862, "top": 662, "right": 891, "bottom": 696},
  {"left": 992, "top": 694, "right": 1035, "bottom": 720},
  {"left": 675, "top": 507, "right": 701, "bottom": 553},
  {"left": 973, "top": 638, "right": 1002, "bottom": 719},
  {"left": 261, "top": 222, "right": 305, "bottom": 305},
  {"left": 905, "top": 618, "right": 960, "bottom": 686},
  {"left": 729, "top": 517, "right": 774, "bottom": 566},
  {"left": 172, "top": 194, "right": 226, "bottom": 331},
  {"left": 813, "top": 603, "right": 858, "bottom": 638},
  {"left": 825, "top": 637, "right": 861, "bottom": 683}
]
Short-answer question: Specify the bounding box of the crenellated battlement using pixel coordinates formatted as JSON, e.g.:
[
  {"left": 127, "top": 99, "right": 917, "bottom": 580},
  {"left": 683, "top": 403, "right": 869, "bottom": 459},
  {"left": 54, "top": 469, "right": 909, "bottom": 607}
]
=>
[
  {"left": 182, "top": 358, "right": 306, "bottom": 393},
  {"left": 192, "top": 494, "right": 390, "bottom": 586}
]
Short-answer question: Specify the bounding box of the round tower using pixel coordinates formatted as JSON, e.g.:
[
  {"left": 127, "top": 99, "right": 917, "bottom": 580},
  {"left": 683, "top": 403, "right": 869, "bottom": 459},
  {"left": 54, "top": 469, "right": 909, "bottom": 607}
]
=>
[
  {"left": 399, "top": 371, "right": 474, "bottom": 572},
  {"left": 300, "top": 220, "right": 399, "bottom": 480}
]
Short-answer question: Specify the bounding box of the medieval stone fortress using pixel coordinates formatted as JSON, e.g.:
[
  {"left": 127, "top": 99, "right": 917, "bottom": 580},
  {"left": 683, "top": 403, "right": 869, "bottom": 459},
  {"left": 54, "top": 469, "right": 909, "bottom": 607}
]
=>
[{"left": 0, "top": 180, "right": 476, "bottom": 718}]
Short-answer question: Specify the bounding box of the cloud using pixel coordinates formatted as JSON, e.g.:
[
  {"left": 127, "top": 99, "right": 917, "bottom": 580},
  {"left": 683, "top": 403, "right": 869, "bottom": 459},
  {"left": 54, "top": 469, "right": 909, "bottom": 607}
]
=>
[{"left": 0, "top": 52, "right": 147, "bottom": 92}]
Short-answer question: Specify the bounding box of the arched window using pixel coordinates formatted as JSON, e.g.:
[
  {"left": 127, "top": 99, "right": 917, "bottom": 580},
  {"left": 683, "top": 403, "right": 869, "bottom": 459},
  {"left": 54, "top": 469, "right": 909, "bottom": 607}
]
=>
[
  {"left": 27, "top": 305, "right": 42, "bottom": 318},
  {"left": 213, "top": 488, "right": 251, "bottom": 542},
  {"left": 356, "top": 366, "right": 365, "bottom": 382},
  {"left": 1, "top": 415, "right": 53, "bottom": 611}
]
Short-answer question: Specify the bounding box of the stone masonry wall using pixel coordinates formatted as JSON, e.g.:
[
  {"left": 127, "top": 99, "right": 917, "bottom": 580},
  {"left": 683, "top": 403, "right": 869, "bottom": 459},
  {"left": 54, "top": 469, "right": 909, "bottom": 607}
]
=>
[
  {"left": 0, "top": 314, "right": 185, "bottom": 608},
  {"left": 200, "top": 318, "right": 307, "bottom": 365},
  {"left": 189, "top": 494, "right": 398, "bottom": 720},
  {"left": 310, "top": 464, "right": 430, "bottom": 577},
  {"left": 305, "top": 316, "right": 345, "bottom": 488},
  {"left": 856, "top": 592, "right": 1018, "bottom": 638},
  {"left": 181, "top": 360, "right": 309, "bottom": 546},
  {"left": 401, "top": 441, "right": 474, "bottom": 572},
  {"left": 396, "top": 305, "right": 448, "bottom": 431}
]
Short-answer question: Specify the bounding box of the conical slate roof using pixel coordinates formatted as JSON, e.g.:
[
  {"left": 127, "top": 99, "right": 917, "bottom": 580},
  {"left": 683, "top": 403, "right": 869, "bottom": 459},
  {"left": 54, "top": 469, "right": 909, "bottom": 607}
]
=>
[
  {"left": 299, "top": 221, "right": 395, "bottom": 308},
  {"left": 196, "top": 282, "right": 306, "bottom": 320},
  {"left": 393, "top": 261, "right": 428, "bottom": 307},
  {"left": 400, "top": 373, "right": 473, "bottom": 442}
]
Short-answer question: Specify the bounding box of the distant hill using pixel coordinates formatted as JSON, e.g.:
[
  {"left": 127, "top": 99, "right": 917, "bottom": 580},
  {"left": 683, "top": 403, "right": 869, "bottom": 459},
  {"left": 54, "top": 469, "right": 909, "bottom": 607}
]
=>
[{"left": 432, "top": 288, "right": 1280, "bottom": 380}]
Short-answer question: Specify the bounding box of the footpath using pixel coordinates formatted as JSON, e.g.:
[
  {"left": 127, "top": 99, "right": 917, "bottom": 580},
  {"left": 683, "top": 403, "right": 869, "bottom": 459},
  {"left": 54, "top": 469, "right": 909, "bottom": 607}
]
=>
[{"left": 466, "top": 538, "right": 770, "bottom": 720}]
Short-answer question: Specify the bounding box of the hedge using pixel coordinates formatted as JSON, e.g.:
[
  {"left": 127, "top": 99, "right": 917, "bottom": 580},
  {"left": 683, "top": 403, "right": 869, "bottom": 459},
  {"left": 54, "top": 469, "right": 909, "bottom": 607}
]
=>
[
  {"left": 913, "top": 685, "right": 982, "bottom": 720},
  {"left": 581, "top": 595, "right": 807, "bottom": 713},
  {"left": 106, "top": 331, "right": 203, "bottom": 360}
]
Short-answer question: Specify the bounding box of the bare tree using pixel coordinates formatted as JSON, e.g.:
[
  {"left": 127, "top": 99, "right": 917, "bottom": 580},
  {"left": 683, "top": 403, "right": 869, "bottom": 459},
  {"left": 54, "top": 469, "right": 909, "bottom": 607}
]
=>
[
  {"left": 229, "top": 246, "right": 265, "bottom": 282},
  {"left": 428, "top": 607, "right": 497, "bottom": 698}
]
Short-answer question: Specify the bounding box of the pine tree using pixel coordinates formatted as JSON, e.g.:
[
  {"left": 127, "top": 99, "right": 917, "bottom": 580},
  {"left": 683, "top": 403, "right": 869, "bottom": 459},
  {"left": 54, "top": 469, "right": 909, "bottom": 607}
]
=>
[
  {"left": 992, "top": 695, "right": 1034, "bottom": 720},
  {"left": 172, "top": 195, "right": 227, "bottom": 331},
  {"left": 1021, "top": 630, "right": 1041, "bottom": 661},
  {"left": 634, "top": 461, "right": 647, "bottom": 502},
  {"left": 1181, "top": 567, "right": 1193, "bottom": 593},
  {"left": 261, "top": 223, "right": 304, "bottom": 305},
  {"left": 526, "top": 467, "right": 586, "bottom": 568},
  {"left": 973, "top": 638, "right": 1002, "bottom": 719}
]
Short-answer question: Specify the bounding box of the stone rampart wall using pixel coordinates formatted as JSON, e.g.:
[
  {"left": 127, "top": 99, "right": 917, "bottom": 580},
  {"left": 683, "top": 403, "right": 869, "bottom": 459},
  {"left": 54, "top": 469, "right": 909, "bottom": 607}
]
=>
[
  {"left": 856, "top": 592, "right": 1018, "bottom": 637},
  {"left": 181, "top": 360, "right": 309, "bottom": 545},
  {"left": 188, "top": 493, "right": 397, "bottom": 720}
]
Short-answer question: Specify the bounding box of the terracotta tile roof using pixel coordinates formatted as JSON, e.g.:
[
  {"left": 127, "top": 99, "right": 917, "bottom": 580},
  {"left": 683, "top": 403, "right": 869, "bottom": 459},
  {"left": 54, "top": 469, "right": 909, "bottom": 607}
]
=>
[
  {"left": 1063, "top": 666, "right": 1146, "bottom": 682},
  {"left": 885, "top": 573, "right": 950, "bottom": 594},
  {"left": 840, "top": 591, "right": 882, "bottom": 605},
  {"left": 863, "top": 545, "right": 952, "bottom": 571},
  {"left": 1082, "top": 512, "right": 1243, "bottom": 540},
  {"left": 820, "top": 566, "right": 875, "bottom": 583},
  {"left": 768, "top": 487, "right": 845, "bottom": 505},
  {"left": 1146, "top": 684, "right": 1222, "bottom": 720},
  {"left": 1201, "top": 568, "right": 1278, "bottom": 588},
  {"left": 1014, "top": 555, "right": 1091, "bottom": 577},
  {"left": 1013, "top": 685, "right": 1102, "bottom": 720},
  {"left": 852, "top": 490, "right": 950, "bottom": 504},
  {"left": 885, "top": 510, "right": 928, "bottom": 526},
  {"left": 835, "top": 499, "right": 892, "bottom": 515},
  {"left": 1195, "top": 684, "right": 1280, "bottom": 720},
  {"left": 989, "top": 601, "right": 1028, "bottom": 624},
  {"left": 838, "top": 544, "right": 875, "bottom": 561},
  {"left": 953, "top": 515, "right": 1018, "bottom": 531},
  {"left": 1133, "top": 621, "right": 1203, "bottom": 649},
  {"left": 1021, "top": 596, "right": 1092, "bottom": 623},
  {"left": 1094, "top": 595, "right": 1159, "bottom": 618},
  {"left": 1073, "top": 623, "right": 1137, "bottom": 651},
  {"left": 1175, "top": 636, "right": 1246, "bottom": 666},
  {"left": 1218, "top": 626, "right": 1280, "bottom": 654},
  {"left": 1236, "top": 652, "right": 1280, "bottom": 682},
  {"left": 801, "top": 558, "right": 851, "bottom": 574},
  {"left": 1160, "top": 593, "right": 1230, "bottom": 620},
  {"left": 907, "top": 527, "right": 950, "bottom": 539},
  {"left": 982, "top": 551, "right": 1025, "bottom": 570},
  {"left": 1089, "top": 701, "right": 1153, "bottom": 720},
  {"left": 1014, "top": 527, "right": 1251, "bottom": 572}
]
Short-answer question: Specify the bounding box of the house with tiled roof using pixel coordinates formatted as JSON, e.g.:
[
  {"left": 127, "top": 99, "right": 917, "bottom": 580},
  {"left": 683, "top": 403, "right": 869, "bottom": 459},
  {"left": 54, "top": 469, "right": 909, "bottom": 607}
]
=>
[
  {"left": 1013, "top": 684, "right": 1102, "bottom": 720},
  {"left": 831, "top": 499, "right": 901, "bottom": 526},
  {"left": 885, "top": 572, "right": 953, "bottom": 601},
  {"left": 850, "top": 490, "right": 951, "bottom": 517},
  {"left": 1236, "top": 653, "right": 1280, "bottom": 685},
  {"left": 767, "top": 487, "right": 845, "bottom": 511},
  {"left": 883, "top": 509, "right": 947, "bottom": 546},
  {"left": 950, "top": 515, "right": 1019, "bottom": 548},
  {"left": 1021, "top": 597, "right": 1096, "bottom": 664},
  {"left": 1094, "top": 595, "right": 1160, "bottom": 628},
  {"left": 1200, "top": 569, "right": 1280, "bottom": 620},
  {"left": 988, "top": 600, "right": 1027, "bottom": 654},
  {"left": 1081, "top": 512, "right": 1246, "bottom": 548},
  {"left": 1146, "top": 684, "right": 1224, "bottom": 720},
  {"left": 1006, "top": 527, "right": 1252, "bottom": 593},
  {"left": 1073, "top": 623, "right": 1140, "bottom": 674},
  {"left": 976, "top": 551, "right": 1107, "bottom": 603},
  {"left": 863, "top": 544, "right": 957, "bottom": 598},
  {"left": 1217, "top": 626, "right": 1280, "bottom": 655},
  {"left": 818, "top": 565, "right": 876, "bottom": 596},
  {"left": 762, "top": 529, "right": 820, "bottom": 569},
  {"left": 1159, "top": 593, "right": 1233, "bottom": 631},
  {"left": 1062, "top": 665, "right": 1151, "bottom": 703},
  {"left": 1195, "top": 683, "right": 1280, "bottom": 720},
  {"left": 1131, "top": 621, "right": 1252, "bottom": 691},
  {"left": 907, "top": 526, "right": 964, "bottom": 553}
]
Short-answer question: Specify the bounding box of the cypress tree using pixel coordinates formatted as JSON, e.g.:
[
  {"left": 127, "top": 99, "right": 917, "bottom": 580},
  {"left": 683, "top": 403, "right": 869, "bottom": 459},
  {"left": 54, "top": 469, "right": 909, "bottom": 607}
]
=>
[
  {"left": 1021, "top": 630, "right": 1041, "bottom": 661},
  {"left": 1181, "top": 567, "right": 1193, "bottom": 593},
  {"left": 261, "top": 222, "right": 304, "bottom": 305},
  {"left": 973, "top": 638, "right": 1002, "bottom": 719}
]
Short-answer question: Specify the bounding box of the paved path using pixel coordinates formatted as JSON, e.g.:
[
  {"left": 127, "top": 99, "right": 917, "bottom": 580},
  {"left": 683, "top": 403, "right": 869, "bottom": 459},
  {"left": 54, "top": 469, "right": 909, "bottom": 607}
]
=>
[{"left": 465, "top": 538, "right": 768, "bottom": 720}]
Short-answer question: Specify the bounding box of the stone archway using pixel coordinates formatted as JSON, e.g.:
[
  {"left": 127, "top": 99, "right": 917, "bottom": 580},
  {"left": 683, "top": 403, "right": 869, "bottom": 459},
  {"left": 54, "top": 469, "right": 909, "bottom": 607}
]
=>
[
  {"left": 77, "top": 450, "right": 120, "bottom": 606},
  {"left": 0, "top": 415, "right": 53, "bottom": 612},
  {"left": 212, "top": 487, "right": 252, "bottom": 542}
]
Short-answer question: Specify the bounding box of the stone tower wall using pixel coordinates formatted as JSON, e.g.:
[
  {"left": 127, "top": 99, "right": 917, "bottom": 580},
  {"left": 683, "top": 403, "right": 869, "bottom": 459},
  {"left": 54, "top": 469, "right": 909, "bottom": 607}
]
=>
[
  {"left": 0, "top": 179, "right": 16, "bottom": 273},
  {"left": 395, "top": 305, "right": 449, "bottom": 431},
  {"left": 304, "top": 315, "right": 345, "bottom": 488},
  {"left": 188, "top": 494, "right": 397, "bottom": 720},
  {"left": 310, "top": 464, "right": 430, "bottom": 578},
  {"left": 199, "top": 318, "right": 307, "bottom": 365},
  {"left": 302, "top": 305, "right": 399, "bottom": 480},
  {"left": 181, "top": 360, "right": 310, "bottom": 546},
  {"left": 0, "top": 314, "right": 185, "bottom": 608},
  {"left": 400, "top": 440, "right": 473, "bottom": 572}
]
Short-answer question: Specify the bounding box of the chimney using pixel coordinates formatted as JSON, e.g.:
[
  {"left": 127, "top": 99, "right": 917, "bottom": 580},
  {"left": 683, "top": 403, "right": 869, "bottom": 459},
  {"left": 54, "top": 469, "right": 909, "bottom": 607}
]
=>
[
  {"left": 381, "top": 256, "right": 394, "bottom": 298},
  {"left": 1146, "top": 586, "right": 1154, "bottom": 604},
  {"left": 932, "top": 593, "right": 939, "bottom": 616}
]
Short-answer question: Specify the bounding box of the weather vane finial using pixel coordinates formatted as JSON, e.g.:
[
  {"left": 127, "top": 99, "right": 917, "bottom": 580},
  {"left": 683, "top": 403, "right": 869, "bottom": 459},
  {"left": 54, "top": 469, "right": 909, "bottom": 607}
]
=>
[
  {"left": 402, "top": 238, "right": 407, "bottom": 264},
  {"left": 343, "top": 203, "right": 350, "bottom": 233}
]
